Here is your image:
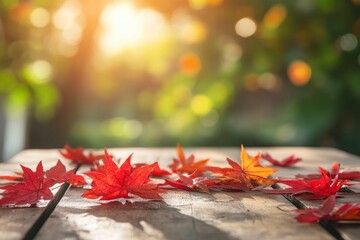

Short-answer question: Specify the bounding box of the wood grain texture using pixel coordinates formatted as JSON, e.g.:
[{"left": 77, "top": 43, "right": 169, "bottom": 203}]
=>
[
  {"left": 0, "top": 149, "right": 77, "bottom": 240},
  {"left": 0, "top": 161, "right": 45, "bottom": 240},
  {"left": 35, "top": 147, "right": 348, "bottom": 240},
  {"left": 36, "top": 188, "right": 333, "bottom": 240},
  {"left": 1, "top": 147, "right": 359, "bottom": 240},
  {"left": 253, "top": 147, "right": 360, "bottom": 240},
  {"left": 0, "top": 205, "right": 45, "bottom": 240},
  {"left": 300, "top": 195, "right": 360, "bottom": 240}
]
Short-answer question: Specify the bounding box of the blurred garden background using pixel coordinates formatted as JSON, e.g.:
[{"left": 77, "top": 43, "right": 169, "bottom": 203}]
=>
[{"left": 1, "top": 0, "right": 360, "bottom": 161}]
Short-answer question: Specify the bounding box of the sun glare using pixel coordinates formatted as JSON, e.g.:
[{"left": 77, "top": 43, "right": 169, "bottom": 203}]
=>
[{"left": 99, "top": 1, "right": 166, "bottom": 56}]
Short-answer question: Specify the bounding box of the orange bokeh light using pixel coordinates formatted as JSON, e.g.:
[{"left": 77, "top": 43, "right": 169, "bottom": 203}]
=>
[
  {"left": 208, "top": 0, "right": 224, "bottom": 6},
  {"left": 10, "top": 3, "right": 31, "bottom": 21},
  {"left": 179, "top": 53, "right": 202, "bottom": 75},
  {"left": 287, "top": 60, "right": 312, "bottom": 86},
  {"left": 189, "top": 0, "right": 223, "bottom": 9},
  {"left": 264, "top": 4, "right": 287, "bottom": 29}
]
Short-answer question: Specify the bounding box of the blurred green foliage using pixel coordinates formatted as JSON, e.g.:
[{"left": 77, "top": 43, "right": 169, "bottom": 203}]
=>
[{"left": 1, "top": 0, "right": 360, "bottom": 155}]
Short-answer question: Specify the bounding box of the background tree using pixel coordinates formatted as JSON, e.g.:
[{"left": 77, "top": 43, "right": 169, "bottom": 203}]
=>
[{"left": 0, "top": 0, "right": 359, "bottom": 160}]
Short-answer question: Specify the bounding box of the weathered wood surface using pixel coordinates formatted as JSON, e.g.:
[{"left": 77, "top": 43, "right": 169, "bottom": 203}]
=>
[
  {"left": 0, "top": 147, "right": 359, "bottom": 240},
  {"left": 251, "top": 147, "right": 360, "bottom": 240},
  {"left": 36, "top": 189, "right": 332, "bottom": 240},
  {"left": 0, "top": 161, "right": 45, "bottom": 240},
  {"left": 0, "top": 149, "right": 76, "bottom": 240}
]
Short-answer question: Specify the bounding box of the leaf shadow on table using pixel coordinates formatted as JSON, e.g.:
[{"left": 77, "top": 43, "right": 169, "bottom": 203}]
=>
[{"left": 48, "top": 200, "right": 239, "bottom": 240}]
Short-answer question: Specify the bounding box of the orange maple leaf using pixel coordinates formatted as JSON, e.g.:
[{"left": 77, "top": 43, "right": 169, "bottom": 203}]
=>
[
  {"left": 239, "top": 145, "right": 277, "bottom": 182},
  {"left": 169, "top": 144, "right": 209, "bottom": 174},
  {"left": 208, "top": 145, "right": 277, "bottom": 189}
]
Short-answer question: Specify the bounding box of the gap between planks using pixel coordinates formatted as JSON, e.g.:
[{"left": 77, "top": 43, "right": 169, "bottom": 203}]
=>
[{"left": 272, "top": 183, "right": 349, "bottom": 240}]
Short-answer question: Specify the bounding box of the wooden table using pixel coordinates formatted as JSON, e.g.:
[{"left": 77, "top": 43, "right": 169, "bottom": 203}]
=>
[{"left": 0, "top": 147, "right": 359, "bottom": 240}]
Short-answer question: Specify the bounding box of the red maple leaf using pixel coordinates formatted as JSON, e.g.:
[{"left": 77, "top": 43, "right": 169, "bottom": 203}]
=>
[
  {"left": 207, "top": 145, "right": 277, "bottom": 190},
  {"left": 0, "top": 160, "right": 85, "bottom": 206},
  {"left": 134, "top": 162, "right": 171, "bottom": 177},
  {"left": 59, "top": 145, "right": 106, "bottom": 165},
  {"left": 163, "top": 172, "right": 216, "bottom": 193},
  {"left": 0, "top": 160, "right": 85, "bottom": 187},
  {"left": 45, "top": 160, "right": 86, "bottom": 187},
  {"left": 262, "top": 153, "right": 302, "bottom": 167},
  {"left": 296, "top": 162, "right": 360, "bottom": 180},
  {"left": 296, "top": 195, "right": 360, "bottom": 222},
  {"left": 82, "top": 150, "right": 164, "bottom": 201},
  {"left": 88, "top": 160, "right": 110, "bottom": 174},
  {"left": 169, "top": 144, "right": 209, "bottom": 174},
  {"left": 264, "top": 165, "right": 347, "bottom": 199},
  {"left": 0, "top": 162, "right": 54, "bottom": 206}
]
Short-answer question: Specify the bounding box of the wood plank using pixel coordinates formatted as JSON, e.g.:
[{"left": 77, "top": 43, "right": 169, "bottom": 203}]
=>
[
  {"left": 249, "top": 147, "right": 360, "bottom": 175},
  {"left": 0, "top": 161, "right": 45, "bottom": 240},
  {"left": 288, "top": 194, "right": 360, "bottom": 240},
  {"left": 1, "top": 147, "right": 359, "bottom": 240},
  {"left": 36, "top": 188, "right": 334, "bottom": 240},
  {"left": 252, "top": 147, "right": 360, "bottom": 240},
  {"left": 0, "top": 204, "right": 45, "bottom": 240},
  {"left": 36, "top": 148, "right": 335, "bottom": 240},
  {"left": 141, "top": 147, "right": 360, "bottom": 240},
  {"left": 0, "top": 149, "right": 76, "bottom": 240}
]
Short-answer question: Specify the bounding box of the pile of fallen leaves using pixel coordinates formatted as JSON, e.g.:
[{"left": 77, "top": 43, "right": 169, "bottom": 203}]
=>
[{"left": 0, "top": 144, "right": 359, "bottom": 223}]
